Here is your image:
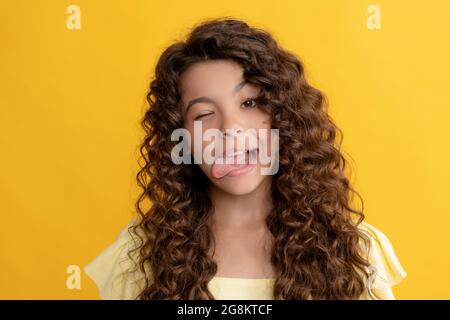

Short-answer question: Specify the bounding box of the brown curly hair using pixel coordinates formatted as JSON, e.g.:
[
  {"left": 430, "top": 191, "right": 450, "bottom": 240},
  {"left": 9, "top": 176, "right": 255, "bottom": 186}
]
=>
[{"left": 129, "top": 17, "right": 375, "bottom": 300}]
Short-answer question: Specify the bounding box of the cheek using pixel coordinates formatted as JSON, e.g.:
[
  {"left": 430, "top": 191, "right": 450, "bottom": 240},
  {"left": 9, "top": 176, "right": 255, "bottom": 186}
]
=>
[
  {"left": 254, "top": 113, "right": 274, "bottom": 157},
  {"left": 262, "top": 112, "right": 272, "bottom": 128},
  {"left": 251, "top": 113, "right": 272, "bottom": 141},
  {"left": 187, "top": 127, "right": 216, "bottom": 167},
  {"left": 250, "top": 109, "right": 271, "bottom": 128},
  {"left": 185, "top": 120, "right": 220, "bottom": 153},
  {"left": 183, "top": 127, "right": 194, "bottom": 153}
]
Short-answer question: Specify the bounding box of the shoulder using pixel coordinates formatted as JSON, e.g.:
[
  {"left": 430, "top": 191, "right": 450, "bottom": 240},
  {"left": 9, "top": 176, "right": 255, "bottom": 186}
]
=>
[
  {"left": 83, "top": 218, "right": 147, "bottom": 300},
  {"left": 357, "top": 220, "right": 408, "bottom": 299}
]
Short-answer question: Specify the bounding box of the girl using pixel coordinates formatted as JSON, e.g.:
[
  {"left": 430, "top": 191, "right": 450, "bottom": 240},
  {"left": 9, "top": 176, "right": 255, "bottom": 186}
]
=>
[{"left": 84, "top": 18, "right": 407, "bottom": 300}]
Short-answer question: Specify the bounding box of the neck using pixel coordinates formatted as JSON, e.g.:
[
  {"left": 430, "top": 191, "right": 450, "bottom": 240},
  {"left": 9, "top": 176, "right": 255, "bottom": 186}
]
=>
[{"left": 208, "top": 177, "right": 273, "bottom": 228}]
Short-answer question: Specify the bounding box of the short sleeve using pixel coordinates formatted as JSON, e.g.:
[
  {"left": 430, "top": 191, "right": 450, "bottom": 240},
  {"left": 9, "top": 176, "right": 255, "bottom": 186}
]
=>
[
  {"left": 358, "top": 221, "right": 408, "bottom": 300},
  {"left": 83, "top": 219, "right": 146, "bottom": 300}
]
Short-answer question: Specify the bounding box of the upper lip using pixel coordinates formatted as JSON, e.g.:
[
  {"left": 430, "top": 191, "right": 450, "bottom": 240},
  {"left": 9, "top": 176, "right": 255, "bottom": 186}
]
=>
[
  {"left": 224, "top": 148, "right": 248, "bottom": 157},
  {"left": 214, "top": 147, "right": 258, "bottom": 163}
]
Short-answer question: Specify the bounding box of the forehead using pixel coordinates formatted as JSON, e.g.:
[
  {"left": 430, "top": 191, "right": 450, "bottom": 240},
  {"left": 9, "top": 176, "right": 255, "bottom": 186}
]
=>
[{"left": 179, "top": 60, "right": 245, "bottom": 100}]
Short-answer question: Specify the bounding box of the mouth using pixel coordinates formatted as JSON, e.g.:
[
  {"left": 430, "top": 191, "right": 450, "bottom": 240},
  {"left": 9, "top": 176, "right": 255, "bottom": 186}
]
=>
[
  {"left": 210, "top": 148, "right": 259, "bottom": 179},
  {"left": 215, "top": 147, "right": 259, "bottom": 165}
]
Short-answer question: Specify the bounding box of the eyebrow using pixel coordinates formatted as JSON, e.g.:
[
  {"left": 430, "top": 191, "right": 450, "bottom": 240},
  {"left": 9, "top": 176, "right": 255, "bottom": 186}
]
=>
[{"left": 184, "top": 79, "right": 247, "bottom": 114}]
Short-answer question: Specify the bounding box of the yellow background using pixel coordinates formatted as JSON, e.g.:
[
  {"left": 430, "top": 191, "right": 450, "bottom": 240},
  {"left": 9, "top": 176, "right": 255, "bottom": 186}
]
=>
[{"left": 1, "top": 0, "right": 449, "bottom": 299}]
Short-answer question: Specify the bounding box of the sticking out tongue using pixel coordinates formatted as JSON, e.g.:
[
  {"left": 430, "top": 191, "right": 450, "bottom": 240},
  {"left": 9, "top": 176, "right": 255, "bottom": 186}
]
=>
[
  {"left": 211, "top": 162, "right": 249, "bottom": 179},
  {"left": 211, "top": 149, "right": 259, "bottom": 179}
]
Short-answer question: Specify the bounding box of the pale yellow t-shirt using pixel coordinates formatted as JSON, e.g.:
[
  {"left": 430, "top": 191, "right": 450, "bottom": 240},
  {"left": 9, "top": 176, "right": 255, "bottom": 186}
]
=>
[{"left": 83, "top": 220, "right": 407, "bottom": 300}]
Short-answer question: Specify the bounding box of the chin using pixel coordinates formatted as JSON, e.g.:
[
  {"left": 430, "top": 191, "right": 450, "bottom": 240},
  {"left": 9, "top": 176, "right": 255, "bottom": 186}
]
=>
[{"left": 214, "top": 178, "right": 263, "bottom": 195}]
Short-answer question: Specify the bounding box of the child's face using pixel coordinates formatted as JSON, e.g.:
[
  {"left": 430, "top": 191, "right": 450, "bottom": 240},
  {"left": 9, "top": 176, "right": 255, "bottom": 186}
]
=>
[{"left": 179, "top": 59, "right": 274, "bottom": 195}]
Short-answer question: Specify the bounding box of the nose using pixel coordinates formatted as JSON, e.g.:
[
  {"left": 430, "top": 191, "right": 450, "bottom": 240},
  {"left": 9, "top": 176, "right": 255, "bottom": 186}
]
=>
[
  {"left": 221, "top": 127, "right": 243, "bottom": 138},
  {"left": 219, "top": 117, "right": 248, "bottom": 154},
  {"left": 219, "top": 112, "right": 246, "bottom": 138}
]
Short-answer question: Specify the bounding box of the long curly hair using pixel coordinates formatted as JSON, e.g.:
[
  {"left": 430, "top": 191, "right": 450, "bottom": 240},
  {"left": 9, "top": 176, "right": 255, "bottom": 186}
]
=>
[{"left": 129, "top": 17, "right": 375, "bottom": 300}]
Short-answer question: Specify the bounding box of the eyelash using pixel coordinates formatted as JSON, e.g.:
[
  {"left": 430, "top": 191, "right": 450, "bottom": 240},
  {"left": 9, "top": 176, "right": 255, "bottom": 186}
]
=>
[
  {"left": 241, "top": 98, "right": 258, "bottom": 109},
  {"left": 193, "top": 98, "right": 258, "bottom": 120}
]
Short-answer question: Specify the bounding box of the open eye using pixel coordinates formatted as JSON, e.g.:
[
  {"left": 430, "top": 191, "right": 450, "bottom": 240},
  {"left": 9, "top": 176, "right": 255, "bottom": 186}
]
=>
[{"left": 241, "top": 98, "right": 257, "bottom": 109}]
